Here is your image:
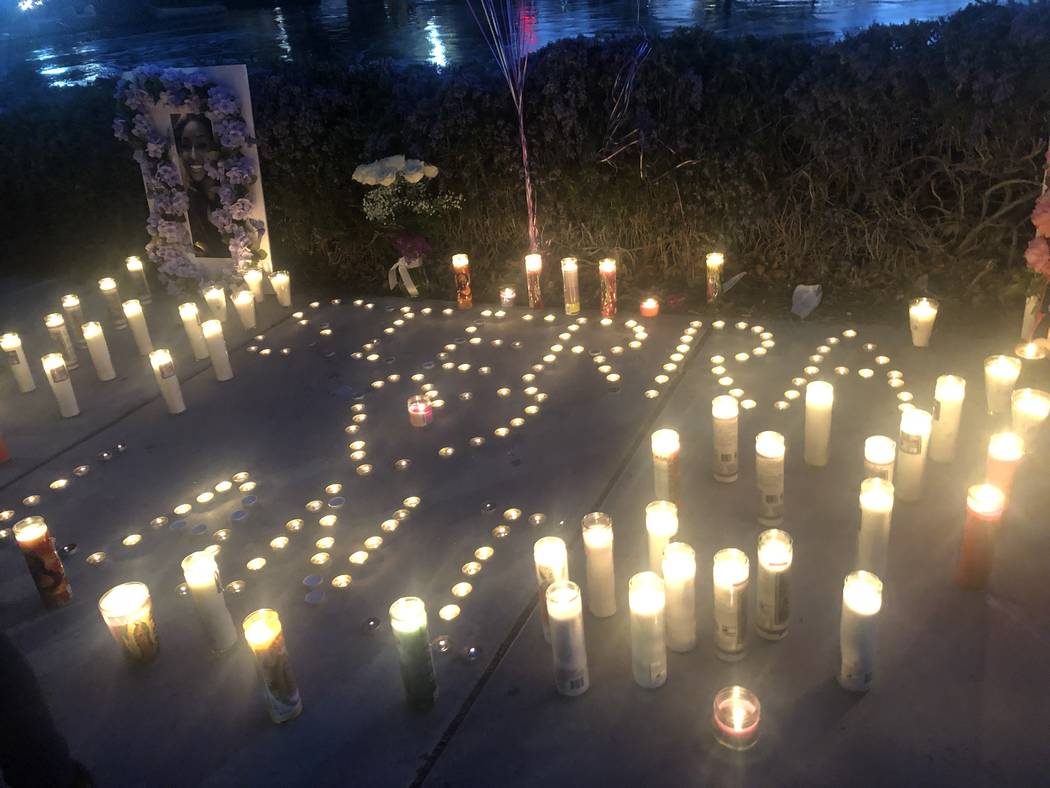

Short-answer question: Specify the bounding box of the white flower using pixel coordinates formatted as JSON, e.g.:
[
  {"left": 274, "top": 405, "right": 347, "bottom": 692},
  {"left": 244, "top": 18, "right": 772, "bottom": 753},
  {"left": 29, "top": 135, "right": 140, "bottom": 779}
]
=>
[
  {"left": 375, "top": 154, "right": 406, "bottom": 173},
  {"left": 423, "top": 163, "right": 439, "bottom": 178},
  {"left": 403, "top": 159, "right": 425, "bottom": 184},
  {"left": 379, "top": 171, "right": 397, "bottom": 187},
  {"left": 352, "top": 163, "right": 379, "bottom": 185}
]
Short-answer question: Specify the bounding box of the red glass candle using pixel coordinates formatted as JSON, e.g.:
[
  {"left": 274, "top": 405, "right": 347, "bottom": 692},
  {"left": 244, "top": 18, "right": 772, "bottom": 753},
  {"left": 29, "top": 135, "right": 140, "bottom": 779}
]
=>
[
  {"left": 640, "top": 297, "right": 660, "bottom": 318},
  {"left": 524, "top": 254, "right": 543, "bottom": 309},
  {"left": 407, "top": 395, "right": 433, "bottom": 428},
  {"left": 956, "top": 483, "right": 1004, "bottom": 590},
  {"left": 598, "top": 258, "right": 617, "bottom": 317}
]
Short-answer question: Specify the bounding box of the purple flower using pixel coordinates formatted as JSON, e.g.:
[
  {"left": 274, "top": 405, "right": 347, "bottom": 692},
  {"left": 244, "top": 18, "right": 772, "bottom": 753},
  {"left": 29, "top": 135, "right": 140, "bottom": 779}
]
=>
[
  {"left": 113, "top": 118, "right": 129, "bottom": 141},
  {"left": 155, "top": 163, "right": 182, "bottom": 188},
  {"left": 146, "top": 133, "right": 167, "bottom": 159},
  {"left": 184, "top": 70, "right": 209, "bottom": 89},
  {"left": 229, "top": 197, "right": 253, "bottom": 220},
  {"left": 131, "top": 114, "right": 152, "bottom": 139},
  {"left": 207, "top": 86, "right": 240, "bottom": 117}
]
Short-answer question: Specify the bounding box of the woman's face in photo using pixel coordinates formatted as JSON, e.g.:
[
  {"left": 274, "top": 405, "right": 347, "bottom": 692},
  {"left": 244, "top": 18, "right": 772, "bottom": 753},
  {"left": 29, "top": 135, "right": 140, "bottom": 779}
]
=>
[{"left": 178, "top": 118, "right": 214, "bottom": 183}]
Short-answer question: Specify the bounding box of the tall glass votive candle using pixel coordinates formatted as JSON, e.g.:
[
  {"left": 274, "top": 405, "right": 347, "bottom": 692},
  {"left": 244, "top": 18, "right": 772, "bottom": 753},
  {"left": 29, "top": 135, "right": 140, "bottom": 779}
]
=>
[
  {"left": 452, "top": 253, "right": 473, "bottom": 309},
  {"left": 232, "top": 289, "right": 257, "bottom": 331},
  {"left": 534, "top": 537, "right": 569, "bottom": 643},
  {"left": 243, "top": 268, "right": 264, "bottom": 302},
  {"left": 524, "top": 254, "right": 543, "bottom": 309},
  {"left": 270, "top": 270, "right": 292, "bottom": 307},
  {"left": 598, "top": 257, "right": 617, "bottom": 317},
  {"left": 984, "top": 355, "right": 1022, "bottom": 416},
  {"left": 81, "top": 322, "right": 116, "bottom": 381},
  {"left": 44, "top": 313, "right": 78, "bottom": 369},
  {"left": 560, "top": 257, "right": 580, "bottom": 315},
  {"left": 407, "top": 394, "right": 433, "bottom": 427},
  {"left": 956, "top": 483, "right": 1005, "bottom": 590},
  {"left": 908, "top": 297, "right": 938, "bottom": 347},
  {"left": 41, "top": 353, "right": 78, "bottom": 418},
  {"left": 98, "top": 277, "right": 127, "bottom": 329},
  {"left": 930, "top": 374, "right": 966, "bottom": 463},
  {"left": 712, "top": 686, "right": 761, "bottom": 751},
  {"left": 755, "top": 529, "right": 792, "bottom": 640},
  {"left": 711, "top": 395, "right": 739, "bottom": 482},
  {"left": 1, "top": 332, "right": 36, "bottom": 392},
  {"left": 126, "top": 255, "right": 151, "bottom": 303},
  {"left": 242, "top": 609, "right": 303, "bottom": 723},
  {"left": 98, "top": 582, "right": 159, "bottom": 663},
  {"left": 149, "top": 349, "right": 186, "bottom": 414},
  {"left": 645, "top": 500, "right": 678, "bottom": 575},
  {"left": 581, "top": 512, "right": 616, "bottom": 618},
  {"left": 628, "top": 571, "right": 667, "bottom": 688},
  {"left": 203, "top": 285, "right": 228, "bottom": 322},
  {"left": 662, "top": 542, "right": 696, "bottom": 652},
  {"left": 804, "top": 381, "right": 834, "bottom": 466},
  {"left": 706, "top": 252, "right": 724, "bottom": 303},
  {"left": 839, "top": 571, "right": 882, "bottom": 693},
  {"left": 1011, "top": 388, "right": 1050, "bottom": 449},
  {"left": 986, "top": 431, "right": 1023, "bottom": 501},
  {"left": 178, "top": 302, "right": 210, "bottom": 361},
  {"left": 546, "top": 580, "right": 589, "bottom": 696},
  {"left": 60, "top": 293, "right": 87, "bottom": 347},
  {"left": 122, "top": 299, "right": 154, "bottom": 356},
  {"left": 755, "top": 431, "right": 785, "bottom": 525},
  {"left": 895, "top": 408, "right": 932, "bottom": 502},
  {"left": 201, "top": 319, "right": 233, "bottom": 381},
  {"left": 864, "top": 436, "right": 896, "bottom": 481},
  {"left": 650, "top": 428, "right": 680, "bottom": 502},
  {"left": 389, "top": 597, "right": 438, "bottom": 709},
  {"left": 712, "top": 548, "right": 749, "bottom": 662},
  {"left": 857, "top": 478, "right": 894, "bottom": 576},
  {"left": 182, "top": 550, "right": 237, "bottom": 652},
  {"left": 13, "top": 516, "right": 72, "bottom": 609}
]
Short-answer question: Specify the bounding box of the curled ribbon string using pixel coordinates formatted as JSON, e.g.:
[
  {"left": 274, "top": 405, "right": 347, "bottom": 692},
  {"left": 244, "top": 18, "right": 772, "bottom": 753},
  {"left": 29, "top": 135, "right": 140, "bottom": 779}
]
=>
[{"left": 388, "top": 256, "right": 422, "bottom": 298}]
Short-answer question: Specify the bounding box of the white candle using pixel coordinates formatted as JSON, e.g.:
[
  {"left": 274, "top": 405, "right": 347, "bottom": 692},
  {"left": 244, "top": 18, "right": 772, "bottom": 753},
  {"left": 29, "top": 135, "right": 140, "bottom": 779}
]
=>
[
  {"left": 863, "top": 435, "right": 896, "bottom": 481},
  {"left": 125, "top": 256, "right": 152, "bottom": 303},
  {"left": 243, "top": 268, "right": 264, "bottom": 302},
  {"left": 60, "top": 294, "right": 87, "bottom": 347},
  {"left": 895, "top": 408, "right": 932, "bottom": 502},
  {"left": 755, "top": 529, "right": 792, "bottom": 640},
  {"left": 270, "top": 270, "right": 292, "bottom": 307},
  {"left": 1011, "top": 388, "right": 1050, "bottom": 449},
  {"left": 662, "top": 542, "right": 696, "bottom": 653},
  {"left": 534, "top": 536, "right": 569, "bottom": 643},
  {"left": 178, "top": 303, "right": 210, "bottom": 361},
  {"left": 857, "top": 478, "right": 894, "bottom": 576},
  {"left": 713, "top": 548, "right": 749, "bottom": 661},
  {"left": 203, "top": 285, "right": 228, "bottom": 322},
  {"left": 181, "top": 550, "right": 237, "bottom": 652},
  {"left": 645, "top": 500, "right": 678, "bottom": 575},
  {"left": 755, "top": 431, "right": 785, "bottom": 525},
  {"left": 839, "top": 570, "right": 883, "bottom": 693},
  {"left": 44, "top": 313, "right": 79, "bottom": 369},
  {"left": 628, "top": 571, "right": 667, "bottom": 688},
  {"left": 232, "top": 290, "right": 257, "bottom": 331},
  {"left": 650, "top": 428, "right": 680, "bottom": 501},
  {"left": 41, "top": 353, "right": 78, "bottom": 418},
  {"left": 804, "top": 381, "right": 834, "bottom": 466},
  {"left": 201, "top": 319, "right": 233, "bottom": 382},
  {"left": 1, "top": 332, "right": 36, "bottom": 392},
  {"left": 706, "top": 252, "right": 724, "bottom": 303},
  {"left": 908, "top": 297, "right": 938, "bottom": 347},
  {"left": 560, "top": 257, "right": 580, "bottom": 315},
  {"left": 984, "top": 355, "right": 1021, "bottom": 416},
  {"left": 712, "top": 395, "right": 739, "bottom": 482},
  {"left": 81, "top": 322, "right": 116, "bottom": 381},
  {"left": 122, "top": 299, "right": 153, "bottom": 356},
  {"left": 149, "top": 349, "right": 186, "bottom": 414},
  {"left": 98, "top": 277, "right": 127, "bottom": 329},
  {"left": 929, "top": 375, "right": 966, "bottom": 463},
  {"left": 986, "top": 431, "right": 1024, "bottom": 501},
  {"left": 581, "top": 512, "right": 616, "bottom": 618},
  {"left": 546, "top": 580, "right": 589, "bottom": 696}
]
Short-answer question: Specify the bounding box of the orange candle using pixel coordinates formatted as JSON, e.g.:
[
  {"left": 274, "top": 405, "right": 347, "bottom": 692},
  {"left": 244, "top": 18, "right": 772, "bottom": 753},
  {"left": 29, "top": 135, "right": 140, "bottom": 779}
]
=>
[
  {"left": 640, "top": 297, "right": 660, "bottom": 318},
  {"left": 13, "top": 516, "right": 72, "bottom": 609},
  {"left": 956, "top": 484, "right": 1004, "bottom": 590}
]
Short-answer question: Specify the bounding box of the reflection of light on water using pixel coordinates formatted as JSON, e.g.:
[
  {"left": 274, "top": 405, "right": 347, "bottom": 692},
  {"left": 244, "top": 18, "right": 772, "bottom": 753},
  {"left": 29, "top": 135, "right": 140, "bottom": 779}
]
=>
[
  {"left": 30, "top": 47, "right": 56, "bottom": 62},
  {"left": 425, "top": 18, "right": 447, "bottom": 68},
  {"left": 274, "top": 7, "right": 293, "bottom": 62}
]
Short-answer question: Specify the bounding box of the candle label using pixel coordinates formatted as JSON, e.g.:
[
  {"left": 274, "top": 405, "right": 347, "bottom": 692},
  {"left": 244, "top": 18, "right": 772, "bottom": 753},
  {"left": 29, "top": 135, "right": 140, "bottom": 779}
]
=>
[
  {"left": 108, "top": 615, "right": 160, "bottom": 662},
  {"left": 933, "top": 400, "right": 942, "bottom": 420},
  {"left": 454, "top": 268, "right": 472, "bottom": 309},
  {"left": 714, "top": 584, "right": 748, "bottom": 658},
  {"left": 863, "top": 461, "right": 893, "bottom": 481},
  {"left": 900, "top": 432, "right": 921, "bottom": 454},
  {"left": 756, "top": 457, "right": 784, "bottom": 519},
  {"left": 49, "top": 366, "right": 68, "bottom": 384},
  {"left": 556, "top": 668, "right": 588, "bottom": 694},
  {"left": 653, "top": 457, "right": 680, "bottom": 502},
  {"left": 19, "top": 536, "right": 72, "bottom": 609},
  {"left": 257, "top": 632, "right": 303, "bottom": 720},
  {"left": 756, "top": 570, "right": 790, "bottom": 636},
  {"left": 714, "top": 419, "right": 738, "bottom": 480},
  {"left": 646, "top": 662, "right": 667, "bottom": 685},
  {"left": 6, "top": 350, "right": 19, "bottom": 365},
  {"left": 159, "top": 361, "right": 176, "bottom": 379}
]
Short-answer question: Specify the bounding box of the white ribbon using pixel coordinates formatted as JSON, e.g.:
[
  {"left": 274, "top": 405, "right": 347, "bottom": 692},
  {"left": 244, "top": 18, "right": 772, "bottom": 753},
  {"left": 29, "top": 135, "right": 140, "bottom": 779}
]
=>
[{"left": 388, "top": 256, "right": 422, "bottom": 297}]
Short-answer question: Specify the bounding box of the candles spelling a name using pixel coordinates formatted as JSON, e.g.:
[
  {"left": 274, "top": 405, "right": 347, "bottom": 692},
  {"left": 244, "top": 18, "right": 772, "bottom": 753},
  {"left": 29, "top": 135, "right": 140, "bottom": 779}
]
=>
[
  {"left": 149, "top": 349, "right": 186, "bottom": 414},
  {"left": 645, "top": 500, "right": 678, "bottom": 575},
  {"left": 42, "top": 353, "right": 78, "bottom": 418},
  {"left": 546, "top": 580, "right": 589, "bottom": 696},
  {"left": 201, "top": 319, "right": 233, "bottom": 381},
  {"left": 662, "top": 542, "right": 697, "bottom": 652},
  {"left": 178, "top": 303, "right": 210, "bottom": 361},
  {"left": 182, "top": 550, "right": 237, "bottom": 652},
  {"left": 839, "top": 570, "right": 882, "bottom": 693},
  {"left": 560, "top": 257, "right": 580, "bottom": 315},
  {"left": 534, "top": 537, "right": 569, "bottom": 643},
  {"left": 389, "top": 597, "right": 438, "bottom": 709},
  {"left": 755, "top": 529, "right": 792, "bottom": 640},
  {"left": 895, "top": 408, "right": 932, "bottom": 502},
  {"left": 984, "top": 355, "right": 1021, "bottom": 416},
  {"left": 956, "top": 483, "right": 1005, "bottom": 590},
  {"left": 13, "top": 516, "right": 72, "bottom": 609},
  {"left": 804, "top": 381, "right": 834, "bottom": 466},
  {"left": 452, "top": 253, "right": 473, "bottom": 309},
  {"left": 712, "top": 686, "right": 760, "bottom": 751},
  {"left": 706, "top": 252, "right": 724, "bottom": 303},
  {"left": 2, "top": 332, "right": 36, "bottom": 392},
  {"left": 243, "top": 608, "right": 303, "bottom": 723},
  {"left": 712, "top": 548, "right": 749, "bottom": 662},
  {"left": 122, "top": 299, "right": 153, "bottom": 355},
  {"left": 650, "top": 428, "right": 680, "bottom": 502},
  {"left": 908, "top": 297, "right": 938, "bottom": 347},
  {"left": 628, "top": 571, "right": 667, "bottom": 688},
  {"left": 581, "top": 512, "right": 616, "bottom": 618},
  {"left": 857, "top": 478, "right": 894, "bottom": 576},
  {"left": 126, "top": 256, "right": 151, "bottom": 303},
  {"left": 755, "top": 431, "right": 785, "bottom": 525},
  {"left": 524, "top": 254, "right": 543, "bottom": 309},
  {"left": 98, "top": 582, "right": 160, "bottom": 663},
  {"left": 930, "top": 375, "right": 966, "bottom": 463},
  {"left": 598, "top": 257, "right": 617, "bottom": 317}
]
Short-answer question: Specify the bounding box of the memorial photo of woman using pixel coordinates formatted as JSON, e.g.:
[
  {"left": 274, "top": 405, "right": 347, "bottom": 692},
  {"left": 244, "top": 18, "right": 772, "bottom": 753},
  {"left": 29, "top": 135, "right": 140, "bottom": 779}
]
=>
[{"left": 170, "top": 113, "right": 231, "bottom": 258}]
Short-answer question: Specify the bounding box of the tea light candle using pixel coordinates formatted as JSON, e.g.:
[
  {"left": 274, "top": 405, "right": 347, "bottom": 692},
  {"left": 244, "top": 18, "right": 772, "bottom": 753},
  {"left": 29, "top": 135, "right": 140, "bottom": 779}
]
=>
[
  {"left": 243, "top": 268, "right": 264, "bottom": 301},
  {"left": 908, "top": 297, "right": 938, "bottom": 347},
  {"left": 712, "top": 395, "right": 739, "bottom": 483},
  {"left": 863, "top": 435, "right": 896, "bottom": 481},
  {"left": 640, "top": 297, "right": 660, "bottom": 318},
  {"left": 986, "top": 431, "right": 1023, "bottom": 500},
  {"left": 581, "top": 512, "right": 616, "bottom": 618},
  {"left": 560, "top": 257, "right": 580, "bottom": 315},
  {"left": 201, "top": 319, "right": 233, "bottom": 381},
  {"left": 41, "top": 353, "right": 78, "bottom": 418},
  {"left": 44, "top": 313, "right": 79, "bottom": 369},
  {"left": 839, "top": 570, "right": 882, "bottom": 692},
  {"left": 203, "top": 285, "right": 228, "bottom": 322},
  {"left": 650, "top": 428, "right": 680, "bottom": 502},
  {"left": 755, "top": 529, "right": 792, "bottom": 640},
  {"left": 895, "top": 408, "right": 932, "bottom": 502},
  {"left": 534, "top": 537, "right": 569, "bottom": 643},
  {"left": 126, "top": 256, "right": 151, "bottom": 303},
  {"left": 930, "top": 374, "right": 966, "bottom": 463},
  {"left": 149, "top": 349, "right": 186, "bottom": 414},
  {"left": 1015, "top": 340, "right": 1046, "bottom": 361},
  {"left": 1011, "top": 388, "right": 1050, "bottom": 448},
  {"left": 1, "top": 332, "right": 36, "bottom": 392},
  {"left": 98, "top": 277, "right": 127, "bottom": 329},
  {"left": 407, "top": 394, "right": 433, "bottom": 427},
  {"left": 525, "top": 254, "right": 543, "bottom": 309},
  {"left": 984, "top": 355, "right": 1022, "bottom": 416},
  {"left": 598, "top": 257, "right": 617, "bottom": 317},
  {"left": 452, "top": 253, "right": 473, "bottom": 309},
  {"left": 98, "top": 582, "right": 159, "bottom": 662},
  {"left": 13, "top": 516, "right": 72, "bottom": 609},
  {"left": 270, "top": 270, "right": 292, "bottom": 307},
  {"left": 713, "top": 548, "right": 749, "bottom": 662},
  {"left": 804, "top": 381, "right": 834, "bottom": 466},
  {"left": 499, "top": 286, "right": 516, "bottom": 307},
  {"left": 956, "top": 483, "right": 1005, "bottom": 590},
  {"left": 628, "top": 571, "right": 667, "bottom": 688},
  {"left": 546, "top": 580, "right": 589, "bottom": 696},
  {"left": 857, "top": 478, "right": 894, "bottom": 576},
  {"left": 645, "top": 500, "right": 678, "bottom": 574},
  {"left": 389, "top": 597, "right": 438, "bottom": 709},
  {"left": 706, "top": 252, "right": 724, "bottom": 303},
  {"left": 712, "top": 687, "right": 761, "bottom": 752},
  {"left": 755, "top": 431, "right": 785, "bottom": 526},
  {"left": 232, "top": 290, "right": 257, "bottom": 331},
  {"left": 242, "top": 609, "right": 303, "bottom": 723},
  {"left": 178, "top": 303, "right": 210, "bottom": 361},
  {"left": 181, "top": 550, "right": 237, "bottom": 652},
  {"left": 662, "top": 542, "right": 696, "bottom": 652},
  {"left": 122, "top": 299, "right": 153, "bottom": 355},
  {"left": 60, "top": 293, "right": 87, "bottom": 347}
]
